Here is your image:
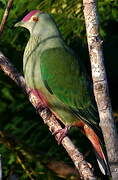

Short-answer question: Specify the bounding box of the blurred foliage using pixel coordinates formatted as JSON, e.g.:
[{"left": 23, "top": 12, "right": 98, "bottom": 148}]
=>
[{"left": 0, "top": 0, "right": 118, "bottom": 179}]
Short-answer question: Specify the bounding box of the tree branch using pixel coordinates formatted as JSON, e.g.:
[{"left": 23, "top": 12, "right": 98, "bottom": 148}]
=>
[
  {"left": 0, "top": 0, "right": 14, "bottom": 35},
  {"left": 0, "top": 51, "right": 96, "bottom": 179},
  {"left": 83, "top": 0, "right": 118, "bottom": 179}
]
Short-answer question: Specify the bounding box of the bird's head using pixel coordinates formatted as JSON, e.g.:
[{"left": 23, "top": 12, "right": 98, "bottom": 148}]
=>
[{"left": 15, "top": 10, "right": 60, "bottom": 37}]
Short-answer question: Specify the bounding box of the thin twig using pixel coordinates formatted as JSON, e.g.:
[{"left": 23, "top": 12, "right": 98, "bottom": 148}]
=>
[
  {"left": 83, "top": 0, "right": 118, "bottom": 179},
  {"left": 0, "top": 52, "right": 96, "bottom": 180},
  {"left": 16, "top": 155, "right": 35, "bottom": 180},
  {"left": 0, "top": 2, "right": 13, "bottom": 179},
  {"left": 0, "top": 0, "right": 14, "bottom": 35}
]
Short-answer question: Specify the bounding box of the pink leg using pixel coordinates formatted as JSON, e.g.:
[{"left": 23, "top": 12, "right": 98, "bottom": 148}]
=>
[{"left": 53, "top": 126, "right": 70, "bottom": 145}]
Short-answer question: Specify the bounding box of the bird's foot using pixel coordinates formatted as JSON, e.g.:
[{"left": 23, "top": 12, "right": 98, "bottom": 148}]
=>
[{"left": 53, "top": 126, "right": 70, "bottom": 145}]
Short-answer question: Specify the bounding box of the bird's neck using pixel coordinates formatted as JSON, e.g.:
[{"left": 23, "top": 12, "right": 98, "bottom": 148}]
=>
[
  {"left": 29, "top": 33, "right": 65, "bottom": 53},
  {"left": 24, "top": 33, "right": 65, "bottom": 60},
  {"left": 24, "top": 35, "right": 40, "bottom": 58},
  {"left": 29, "top": 22, "right": 65, "bottom": 50},
  {"left": 39, "top": 27, "right": 61, "bottom": 41},
  {"left": 31, "top": 21, "right": 61, "bottom": 40}
]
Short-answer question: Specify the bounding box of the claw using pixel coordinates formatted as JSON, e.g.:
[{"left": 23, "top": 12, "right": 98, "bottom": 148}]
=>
[{"left": 53, "top": 126, "right": 70, "bottom": 145}]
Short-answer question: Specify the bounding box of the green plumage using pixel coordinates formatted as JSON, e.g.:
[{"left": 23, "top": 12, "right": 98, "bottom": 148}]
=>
[
  {"left": 20, "top": 13, "right": 99, "bottom": 126},
  {"left": 40, "top": 47, "right": 99, "bottom": 126},
  {"left": 23, "top": 32, "right": 99, "bottom": 126},
  {"left": 15, "top": 10, "right": 110, "bottom": 175},
  {"left": 41, "top": 47, "right": 90, "bottom": 109}
]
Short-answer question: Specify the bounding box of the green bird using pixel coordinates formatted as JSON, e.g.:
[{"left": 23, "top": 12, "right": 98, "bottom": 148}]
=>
[{"left": 15, "top": 10, "right": 110, "bottom": 175}]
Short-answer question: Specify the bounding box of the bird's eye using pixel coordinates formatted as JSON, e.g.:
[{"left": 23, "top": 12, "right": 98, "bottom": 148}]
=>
[{"left": 32, "top": 16, "right": 39, "bottom": 22}]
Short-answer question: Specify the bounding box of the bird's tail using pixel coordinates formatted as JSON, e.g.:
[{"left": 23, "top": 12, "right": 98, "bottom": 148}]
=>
[{"left": 84, "top": 124, "right": 111, "bottom": 176}]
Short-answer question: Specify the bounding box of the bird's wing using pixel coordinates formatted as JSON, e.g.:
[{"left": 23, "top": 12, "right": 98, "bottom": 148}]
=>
[{"left": 40, "top": 47, "right": 99, "bottom": 126}]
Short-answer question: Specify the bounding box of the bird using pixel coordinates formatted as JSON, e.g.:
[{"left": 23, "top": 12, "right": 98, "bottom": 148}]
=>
[{"left": 15, "top": 10, "right": 110, "bottom": 175}]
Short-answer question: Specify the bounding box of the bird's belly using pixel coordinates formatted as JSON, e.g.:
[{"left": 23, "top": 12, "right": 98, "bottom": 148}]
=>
[
  {"left": 26, "top": 75, "right": 78, "bottom": 125},
  {"left": 30, "top": 83, "right": 79, "bottom": 125},
  {"left": 24, "top": 56, "right": 79, "bottom": 125},
  {"left": 45, "top": 91, "right": 79, "bottom": 125}
]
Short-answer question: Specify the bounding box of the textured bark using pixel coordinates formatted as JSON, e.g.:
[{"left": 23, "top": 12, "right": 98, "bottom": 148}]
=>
[
  {"left": 0, "top": 51, "right": 96, "bottom": 180},
  {"left": 83, "top": 0, "right": 118, "bottom": 179}
]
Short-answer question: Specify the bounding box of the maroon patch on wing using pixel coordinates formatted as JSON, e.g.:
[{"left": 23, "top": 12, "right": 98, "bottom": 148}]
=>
[{"left": 22, "top": 10, "right": 40, "bottom": 22}]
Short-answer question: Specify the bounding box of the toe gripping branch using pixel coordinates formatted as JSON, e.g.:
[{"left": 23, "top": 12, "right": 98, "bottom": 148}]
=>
[{"left": 53, "top": 126, "right": 70, "bottom": 145}]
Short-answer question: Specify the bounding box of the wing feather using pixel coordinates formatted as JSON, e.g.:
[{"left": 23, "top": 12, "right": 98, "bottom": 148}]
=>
[{"left": 40, "top": 47, "right": 99, "bottom": 125}]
